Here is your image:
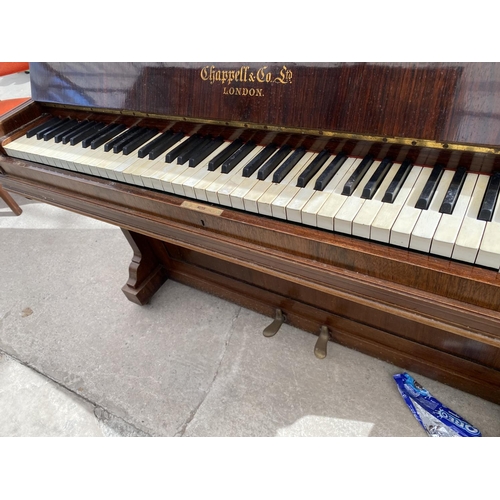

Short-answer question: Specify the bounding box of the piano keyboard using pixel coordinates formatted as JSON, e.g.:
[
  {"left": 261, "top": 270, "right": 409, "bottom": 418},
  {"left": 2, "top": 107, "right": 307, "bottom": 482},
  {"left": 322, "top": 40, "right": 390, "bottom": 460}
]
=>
[{"left": 5, "top": 117, "right": 500, "bottom": 271}]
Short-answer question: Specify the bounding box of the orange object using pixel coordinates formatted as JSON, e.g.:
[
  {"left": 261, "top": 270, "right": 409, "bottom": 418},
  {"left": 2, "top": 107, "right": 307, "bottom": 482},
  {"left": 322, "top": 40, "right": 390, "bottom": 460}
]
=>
[
  {"left": 0, "top": 97, "right": 29, "bottom": 116},
  {"left": 0, "top": 62, "right": 29, "bottom": 77}
]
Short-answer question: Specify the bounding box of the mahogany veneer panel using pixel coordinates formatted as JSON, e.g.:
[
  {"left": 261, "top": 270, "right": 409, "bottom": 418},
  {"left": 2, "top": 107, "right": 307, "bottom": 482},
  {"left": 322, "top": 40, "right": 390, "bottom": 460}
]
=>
[{"left": 29, "top": 62, "right": 500, "bottom": 148}]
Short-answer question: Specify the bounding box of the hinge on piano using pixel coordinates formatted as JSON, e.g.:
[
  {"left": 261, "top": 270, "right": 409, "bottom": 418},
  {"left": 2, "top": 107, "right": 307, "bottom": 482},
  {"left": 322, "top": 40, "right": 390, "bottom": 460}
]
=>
[{"left": 263, "top": 309, "right": 286, "bottom": 337}]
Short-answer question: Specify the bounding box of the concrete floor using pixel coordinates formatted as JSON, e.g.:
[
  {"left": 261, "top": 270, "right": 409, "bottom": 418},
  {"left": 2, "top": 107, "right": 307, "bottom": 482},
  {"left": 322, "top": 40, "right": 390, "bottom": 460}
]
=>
[{"left": 1, "top": 69, "right": 499, "bottom": 437}]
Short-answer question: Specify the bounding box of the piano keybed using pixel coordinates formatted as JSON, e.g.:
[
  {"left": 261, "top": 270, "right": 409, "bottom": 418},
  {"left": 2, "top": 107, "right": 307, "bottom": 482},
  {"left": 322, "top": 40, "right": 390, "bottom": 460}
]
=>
[{"left": 5, "top": 116, "right": 500, "bottom": 271}]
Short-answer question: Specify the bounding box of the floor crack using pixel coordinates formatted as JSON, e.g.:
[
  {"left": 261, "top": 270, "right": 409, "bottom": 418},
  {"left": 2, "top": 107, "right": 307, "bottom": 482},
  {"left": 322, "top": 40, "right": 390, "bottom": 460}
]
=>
[
  {"left": 175, "top": 306, "right": 242, "bottom": 437},
  {"left": 0, "top": 348, "right": 152, "bottom": 437}
]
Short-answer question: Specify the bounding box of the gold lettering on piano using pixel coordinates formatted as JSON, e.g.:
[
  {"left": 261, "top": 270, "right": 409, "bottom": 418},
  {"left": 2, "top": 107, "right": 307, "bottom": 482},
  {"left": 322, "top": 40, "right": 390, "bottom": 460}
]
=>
[
  {"left": 200, "top": 65, "right": 292, "bottom": 98},
  {"left": 222, "top": 87, "right": 263, "bottom": 97}
]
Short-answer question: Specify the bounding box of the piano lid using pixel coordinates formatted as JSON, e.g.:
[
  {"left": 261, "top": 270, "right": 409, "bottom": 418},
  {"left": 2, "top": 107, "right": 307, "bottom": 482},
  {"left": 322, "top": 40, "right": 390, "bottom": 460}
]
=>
[{"left": 29, "top": 62, "right": 500, "bottom": 150}]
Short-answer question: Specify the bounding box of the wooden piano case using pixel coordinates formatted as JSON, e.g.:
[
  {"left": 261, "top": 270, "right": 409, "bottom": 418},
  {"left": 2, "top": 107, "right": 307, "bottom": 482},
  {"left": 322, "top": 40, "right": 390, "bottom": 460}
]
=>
[{"left": 1, "top": 63, "right": 500, "bottom": 405}]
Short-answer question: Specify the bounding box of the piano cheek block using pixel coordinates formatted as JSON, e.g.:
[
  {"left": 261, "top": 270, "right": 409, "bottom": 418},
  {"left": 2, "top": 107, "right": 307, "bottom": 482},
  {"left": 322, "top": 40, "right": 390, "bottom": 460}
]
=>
[{"left": 2, "top": 62, "right": 500, "bottom": 406}]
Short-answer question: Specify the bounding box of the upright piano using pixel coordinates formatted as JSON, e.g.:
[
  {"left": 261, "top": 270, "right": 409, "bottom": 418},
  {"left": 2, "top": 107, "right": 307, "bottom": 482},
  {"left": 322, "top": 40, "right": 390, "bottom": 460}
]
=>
[{"left": 1, "top": 62, "right": 500, "bottom": 404}]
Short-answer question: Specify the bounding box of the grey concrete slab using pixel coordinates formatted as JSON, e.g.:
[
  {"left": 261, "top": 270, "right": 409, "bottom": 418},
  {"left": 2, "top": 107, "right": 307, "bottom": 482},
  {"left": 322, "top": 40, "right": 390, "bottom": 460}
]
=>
[
  {"left": 0, "top": 198, "right": 241, "bottom": 436},
  {"left": 0, "top": 70, "right": 31, "bottom": 100},
  {"left": 183, "top": 308, "right": 500, "bottom": 437},
  {"left": 0, "top": 352, "right": 104, "bottom": 437}
]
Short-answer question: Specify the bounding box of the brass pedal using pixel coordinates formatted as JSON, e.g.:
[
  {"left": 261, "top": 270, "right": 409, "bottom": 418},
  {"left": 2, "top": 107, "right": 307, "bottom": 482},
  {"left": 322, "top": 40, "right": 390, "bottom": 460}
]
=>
[
  {"left": 263, "top": 309, "right": 286, "bottom": 337},
  {"left": 314, "top": 325, "right": 330, "bottom": 359}
]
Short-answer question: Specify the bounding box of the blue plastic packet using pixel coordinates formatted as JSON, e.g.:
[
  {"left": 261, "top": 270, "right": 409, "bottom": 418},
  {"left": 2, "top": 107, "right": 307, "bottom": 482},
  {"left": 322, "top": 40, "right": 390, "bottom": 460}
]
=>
[{"left": 393, "top": 372, "right": 481, "bottom": 437}]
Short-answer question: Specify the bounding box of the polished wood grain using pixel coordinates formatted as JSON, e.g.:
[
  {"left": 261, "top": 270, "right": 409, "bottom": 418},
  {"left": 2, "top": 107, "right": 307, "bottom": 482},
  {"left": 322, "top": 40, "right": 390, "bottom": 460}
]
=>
[
  {"left": 29, "top": 62, "right": 500, "bottom": 148},
  {"left": 121, "top": 229, "right": 169, "bottom": 305}
]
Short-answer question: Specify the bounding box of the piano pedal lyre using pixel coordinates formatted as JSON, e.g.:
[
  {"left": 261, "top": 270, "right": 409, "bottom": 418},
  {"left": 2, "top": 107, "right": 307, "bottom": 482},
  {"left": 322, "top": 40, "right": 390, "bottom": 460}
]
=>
[
  {"left": 263, "top": 308, "right": 286, "bottom": 337},
  {"left": 314, "top": 326, "right": 330, "bottom": 359}
]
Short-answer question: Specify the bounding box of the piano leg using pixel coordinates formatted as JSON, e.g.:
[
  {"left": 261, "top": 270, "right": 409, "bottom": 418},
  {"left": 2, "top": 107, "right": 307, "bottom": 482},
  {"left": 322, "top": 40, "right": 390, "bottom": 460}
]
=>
[
  {"left": 121, "top": 229, "right": 169, "bottom": 305},
  {"left": 0, "top": 183, "right": 22, "bottom": 215}
]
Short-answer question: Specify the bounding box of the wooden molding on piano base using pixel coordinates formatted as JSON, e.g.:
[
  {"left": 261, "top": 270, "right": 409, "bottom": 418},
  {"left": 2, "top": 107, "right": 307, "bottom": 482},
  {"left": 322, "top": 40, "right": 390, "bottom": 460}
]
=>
[
  {"left": 121, "top": 229, "right": 169, "bottom": 305},
  {"left": 2, "top": 156, "right": 499, "bottom": 405}
]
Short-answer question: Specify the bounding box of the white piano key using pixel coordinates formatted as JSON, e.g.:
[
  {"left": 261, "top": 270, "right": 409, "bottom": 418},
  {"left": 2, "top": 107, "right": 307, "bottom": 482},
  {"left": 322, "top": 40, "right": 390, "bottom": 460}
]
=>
[
  {"left": 409, "top": 169, "right": 455, "bottom": 253},
  {"left": 370, "top": 166, "right": 423, "bottom": 243},
  {"left": 201, "top": 143, "right": 268, "bottom": 203},
  {"left": 37, "top": 137, "right": 82, "bottom": 170},
  {"left": 183, "top": 141, "right": 248, "bottom": 201},
  {"left": 214, "top": 147, "right": 265, "bottom": 207},
  {"left": 430, "top": 173, "right": 478, "bottom": 258},
  {"left": 389, "top": 167, "right": 433, "bottom": 248},
  {"left": 476, "top": 191, "right": 500, "bottom": 269},
  {"left": 3, "top": 135, "right": 36, "bottom": 161},
  {"left": 8, "top": 134, "right": 58, "bottom": 165},
  {"left": 97, "top": 133, "right": 166, "bottom": 181},
  {"left": 193, "top": 167, "right": 232, "bottom": 201},
  {"left": 138, "top": 136, "right": 191, "bottom": 189},
  {"left": 451, "top": 174, "right": 490, "bottom": 263},
  {"left": 281, "top": 155, "right": 331, "bottom": 222},
  {"left": 315, "top": 159, "right": 363, "bottom": 231},
  {"left": 171, "top": 142, "right": 234, "bottom": 197},
  {"left": 299, "top": 157, "right": 359, "bottom": 227},
  {"left": 240, "top": 148, "right": 297, "bottom": 213},
  {"left": 334, "top": 161, "right": 382, "bottom": 235},
  {"left": 351, "top": 162, "right": 402, "bottom": 239},
  {"left": 121, "top": 156, "right": 161, "bottom": 186},
  {"left": 256, "top": 152, "right": 315, "bottom": 217}
]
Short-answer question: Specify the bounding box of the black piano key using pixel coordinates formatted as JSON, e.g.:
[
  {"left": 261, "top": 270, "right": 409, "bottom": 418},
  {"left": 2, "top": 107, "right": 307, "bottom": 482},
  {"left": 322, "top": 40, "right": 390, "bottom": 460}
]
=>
[
  {"left": 341, "top": 154, "right": 374, "bottom": 196},
  {"left": 165, "top": 134, "right": 202, "bottom": 163},
  {"left": 221, "top": 141, "right": 256, "bottom": 174},
  {"left": 415, "top": 163, "right": 445, "bottom": 210},
  {"left": 439, "top": 166, "right": 467, "bottom": 214},
  {"left": 41, "top": 118, "right": 72, "bottom": 141},
  {"left": 137, "top": 130, "right": 173, "bottom": 158},
  {"left": 314, "top": 152, "right": 347, "bottom": 191},
  {"left": 55, "top": 120, "right": 82, "bottom": 143},
  {"left": 112, "top": 127, "right": 147, "bottom": 154},
  {"left": 70, "top": 122, "right": 106, "bottom": 146},
  {"left": 26, "top": 117, "right": 62, "bottom": 138},
  {"left": 82, "top": 123, "right": 114, "bottom": 148},
  {"left": 477, "top": 171, "right": 500, "bottom": 221},
  {"left": 122, "top": 128, "right": 159, "bottom": 155},
  {"left": 382, "top": 160, "right": 413, "bottom": 203},
  {"left": 148, "top": 131, "right": 184, "bottom": 160},
  {"left": 102, "top": 126, "right": 140, "bottom": 152},
  {"left": 36, "top": 118, "right": 69, "bottom": 140},
  {"left": 208, "top": 139, "right": 244, "bottom": 171},
  {"left": 177, "top": 135, "right": 212, "bottom": 165},
  {"left": 258, "top": 145, "right": 293, "bottom": 180},
  {"left": 189, "top": 136, "right": 225, "bottom": 167},
  {"left": 242, "top": 144, "right": 277, "bottom": 177},
  {"left": 296, "top": 149, "right": 331, "bottom": 188},
  {"left": 361, "top": 157, "right": 393, "bottom": 199},
  {"left": 61, "top": 121, "right": 94, "bottom": 144},
  {"left": 272, "top": 147, "right": 306, "bottom": 183},
  {"left": 90, "top": 123, "right": 127, "bottom": 149}
]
